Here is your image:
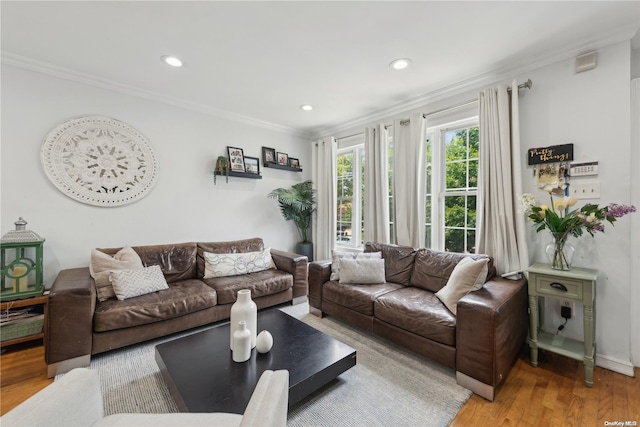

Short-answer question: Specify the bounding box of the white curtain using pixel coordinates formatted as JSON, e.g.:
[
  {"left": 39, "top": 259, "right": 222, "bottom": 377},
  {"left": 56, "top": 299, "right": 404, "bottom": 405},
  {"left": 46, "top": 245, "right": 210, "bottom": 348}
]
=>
[
  {"left": 364, "top": 124, "right": 390, "bottom": 244},
  {"left": 477, "top": 81, "right": 529, "bottom": 274},
  {"left": 393, "top": 112, "right": 426, "bottom": 248},
  {"left": 312, "top": 137, "right": 337, "bottom": 261}
]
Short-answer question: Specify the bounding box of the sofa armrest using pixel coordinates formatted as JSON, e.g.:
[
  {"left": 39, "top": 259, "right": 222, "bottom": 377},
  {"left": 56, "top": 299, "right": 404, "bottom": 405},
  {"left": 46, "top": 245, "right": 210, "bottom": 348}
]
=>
[
  {"left": 270, "top": 249, "right": 308, "bottom": 299},
  {"left": 45, "top": 267, "right": 96, "bottom": 367},
  {"left": 1, "top": 368, "right": 103, "bottom": 427},
  {"left": 308, "top": 260, "right": 332, "bottom": 311},
  {"left": 455, "top": 276, "right": 528, "bottom": 399}
]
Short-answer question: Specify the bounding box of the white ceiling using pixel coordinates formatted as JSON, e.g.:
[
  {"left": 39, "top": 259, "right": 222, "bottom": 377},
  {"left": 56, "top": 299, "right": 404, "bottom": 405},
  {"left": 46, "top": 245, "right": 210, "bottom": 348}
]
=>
[{"left": 2, "top": 1, "right": 639, "bottom": 137}]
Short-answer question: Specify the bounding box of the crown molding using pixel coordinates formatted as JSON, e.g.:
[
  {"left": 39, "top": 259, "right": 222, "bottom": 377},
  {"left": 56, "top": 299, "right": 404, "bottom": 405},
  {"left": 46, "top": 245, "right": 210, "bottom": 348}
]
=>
[
  {"left": 311, "top": 23, "right": 639, "bottom": 139},
  {"left": 1, "top": 52, "right": 311, "bottom": 139}
]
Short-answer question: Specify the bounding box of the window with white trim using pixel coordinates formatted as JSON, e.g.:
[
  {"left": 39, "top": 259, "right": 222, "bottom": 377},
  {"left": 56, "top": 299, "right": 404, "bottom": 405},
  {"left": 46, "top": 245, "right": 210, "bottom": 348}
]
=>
[
  {"left": 336, "top": 144, "right": 364, "bottom": 248},
  {"left": 427, "top": 118, "right": 479, "bottom": 253}
]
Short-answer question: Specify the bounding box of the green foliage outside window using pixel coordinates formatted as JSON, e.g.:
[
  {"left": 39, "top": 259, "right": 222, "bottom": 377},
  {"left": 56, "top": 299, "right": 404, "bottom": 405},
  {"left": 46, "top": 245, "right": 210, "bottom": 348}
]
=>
[{"left": 443, "top": 127, "right": 479, "bottom": 253}]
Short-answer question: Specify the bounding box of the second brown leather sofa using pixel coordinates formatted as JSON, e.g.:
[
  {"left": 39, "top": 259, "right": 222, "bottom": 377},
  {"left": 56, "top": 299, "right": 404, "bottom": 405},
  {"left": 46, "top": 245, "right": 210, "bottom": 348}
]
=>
[{"left": 308, "top": 242, "right": 527, "bottom": 401}]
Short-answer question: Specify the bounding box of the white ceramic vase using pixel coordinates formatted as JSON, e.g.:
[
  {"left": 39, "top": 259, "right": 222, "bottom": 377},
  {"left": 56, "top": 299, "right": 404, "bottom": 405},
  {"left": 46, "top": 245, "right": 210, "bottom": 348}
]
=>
[
  {"left": 230, "top": 289, "right": 257, "bottom": 349},
  {"left": 232, "top": 321, "right": 251, "bottom": 363},
  {"left": 256, "top": 330, "right": 274, "bottom": 354}
]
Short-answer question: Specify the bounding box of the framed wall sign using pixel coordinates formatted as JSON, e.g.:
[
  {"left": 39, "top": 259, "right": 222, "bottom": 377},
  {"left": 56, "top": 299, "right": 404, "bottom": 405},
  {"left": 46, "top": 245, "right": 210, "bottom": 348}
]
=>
[{"left": 227, "top": 146, "right": 245, "bottom": 172}]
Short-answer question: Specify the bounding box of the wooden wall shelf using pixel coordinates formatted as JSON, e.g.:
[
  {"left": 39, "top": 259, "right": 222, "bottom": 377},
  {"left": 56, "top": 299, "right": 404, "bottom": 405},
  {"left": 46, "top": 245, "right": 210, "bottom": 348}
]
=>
[
  {"left": 263, "top": 162, "right": 303, "bottom": 172},
  {"left": 214, "top": 171, "right": 262, "bottom": 183}
]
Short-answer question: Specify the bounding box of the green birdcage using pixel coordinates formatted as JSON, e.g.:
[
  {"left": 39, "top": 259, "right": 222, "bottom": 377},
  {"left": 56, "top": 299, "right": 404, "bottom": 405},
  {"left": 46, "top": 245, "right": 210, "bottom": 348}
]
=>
[{"left": 1, "top": 218, "right": 45, "bottom": 302}]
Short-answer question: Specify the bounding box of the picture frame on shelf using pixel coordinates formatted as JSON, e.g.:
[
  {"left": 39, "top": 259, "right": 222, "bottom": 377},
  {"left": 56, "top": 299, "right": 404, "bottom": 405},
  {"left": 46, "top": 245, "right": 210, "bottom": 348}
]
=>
[
  {"left": 244, "top": 156, "right": 260, "bottom": 174},
  {"left": 262, "top": 147, "right": 276, "bottom": 164},
  {"left": 288, "top": 158, "right": 300, "bottom": 169},
  {"left": 277, "top": 152, "right": 288, "bottom": 166},
  {"left": 227, "top": 146, "right": 245, "bottom": 172}
]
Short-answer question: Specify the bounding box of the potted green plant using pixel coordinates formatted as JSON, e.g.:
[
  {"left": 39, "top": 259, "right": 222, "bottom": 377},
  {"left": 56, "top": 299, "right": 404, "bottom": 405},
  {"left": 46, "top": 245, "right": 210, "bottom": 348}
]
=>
[
  {"left": 268, "top": 180, "right": 316, "bottom": 260},
  {"left": 214, "top": 156, "right": 230, "bottom": 184}
]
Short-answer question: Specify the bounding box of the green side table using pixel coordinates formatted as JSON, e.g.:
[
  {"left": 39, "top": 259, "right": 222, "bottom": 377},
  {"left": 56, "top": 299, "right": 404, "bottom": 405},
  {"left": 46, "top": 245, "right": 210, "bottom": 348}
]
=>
[{"left": 526, "top": 262, "right": 597, "bottom": 387}]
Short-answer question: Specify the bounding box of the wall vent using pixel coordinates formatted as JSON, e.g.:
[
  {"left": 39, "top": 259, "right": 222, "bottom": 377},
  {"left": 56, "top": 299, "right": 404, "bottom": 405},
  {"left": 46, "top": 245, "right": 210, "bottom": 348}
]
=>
[{"left": 575, "top": 51, "right": 597, "bottom": 73}]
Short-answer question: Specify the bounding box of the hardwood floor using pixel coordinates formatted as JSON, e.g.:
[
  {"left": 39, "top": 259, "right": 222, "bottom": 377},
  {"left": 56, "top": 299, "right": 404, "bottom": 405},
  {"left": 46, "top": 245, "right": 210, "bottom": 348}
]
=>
[
  {"left": 0, "top": 341, "right": 52, "bottom": 416},
  {"left": 1, "top": 342, "right": 639, "bottom": 425}
]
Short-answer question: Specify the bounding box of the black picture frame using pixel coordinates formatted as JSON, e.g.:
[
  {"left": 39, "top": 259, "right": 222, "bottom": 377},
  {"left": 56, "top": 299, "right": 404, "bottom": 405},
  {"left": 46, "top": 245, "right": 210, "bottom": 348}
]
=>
[
  {"left": 244, "top": 156, "right": 260, "bottom": 174},
  {"left": 227, "top": 146, "right": 245, "bottom": 172},
  {"left": 288, "top": 158, "right": 300, "bottom": 169},
  {"left": 277, "top": 152, "right": 288, "bottom": 166},
  {"left": 262, "top": 147, "right": 276, "bottom": 164}
]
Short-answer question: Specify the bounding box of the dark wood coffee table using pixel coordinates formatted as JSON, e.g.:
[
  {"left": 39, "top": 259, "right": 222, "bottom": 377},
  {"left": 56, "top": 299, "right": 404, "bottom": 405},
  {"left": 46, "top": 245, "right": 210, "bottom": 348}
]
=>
[{"left": 155, "top": 308, "right": 356, "bottom": 414}]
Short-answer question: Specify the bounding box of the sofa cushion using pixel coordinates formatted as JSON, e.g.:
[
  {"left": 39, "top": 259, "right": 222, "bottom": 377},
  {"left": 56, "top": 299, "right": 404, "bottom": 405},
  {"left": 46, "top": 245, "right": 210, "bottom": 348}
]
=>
[
  {"left": 203, "top": 269, "right": 292, "bottom": 305},
  {"left": 203, "top": 248, "right": 276, "bottom": 279},
  {"left": 339, "top": 258, "right": 386, "bottom": 284},
  {"left": 435, "top": 257, "right": 490, "bottom": 315},
  {"left": 374, "top": 287, "right": 457, "bottom": 346},
  {"left": 364, "top": 242, "right": 416, "bottom": 286},
  {"left": 93, "top": 279, "right": 217, "bottom": 332},
  {"left": 90, "top": 247, "right": 144, "bottom": 302},
  {"left": 197, "top": 238, "right": 265, "bottom": 278},
  {"left": 330, "top": 251, "right": 382, "bottom": 281},
  {"left": 110, "top": 265, "right": 169, "bottom": 300},
  {"left": 323, "top": 280, "right": 404, "bottom": 316},
  {"left": 409, "top": 248, "right": 494, "bottom": 293}
]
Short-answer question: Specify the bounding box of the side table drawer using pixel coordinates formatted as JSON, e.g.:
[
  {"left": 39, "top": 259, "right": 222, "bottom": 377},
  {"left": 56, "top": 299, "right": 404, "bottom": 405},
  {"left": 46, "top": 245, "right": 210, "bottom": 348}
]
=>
[{"left": 535, "top": 275, "right": 583, "bottom": 301}]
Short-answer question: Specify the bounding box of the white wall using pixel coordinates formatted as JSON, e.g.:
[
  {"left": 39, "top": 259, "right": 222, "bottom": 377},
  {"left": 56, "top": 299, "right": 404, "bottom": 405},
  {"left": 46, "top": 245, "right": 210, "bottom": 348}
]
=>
[
  {"left": 516, "top": 41, "right": 634, "bottom": 375},
  {"left": 331, "top": 41, "right": 636, "bottom": 374},
  {"left": 1, "top": 64, "right": 311, "bottom": 287}
]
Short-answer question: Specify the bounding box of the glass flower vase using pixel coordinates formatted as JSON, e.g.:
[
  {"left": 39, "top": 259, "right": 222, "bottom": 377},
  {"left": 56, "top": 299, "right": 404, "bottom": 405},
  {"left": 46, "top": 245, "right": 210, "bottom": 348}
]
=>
[{"left": 545, "top": 232, "right": 575, "bottom": 271}]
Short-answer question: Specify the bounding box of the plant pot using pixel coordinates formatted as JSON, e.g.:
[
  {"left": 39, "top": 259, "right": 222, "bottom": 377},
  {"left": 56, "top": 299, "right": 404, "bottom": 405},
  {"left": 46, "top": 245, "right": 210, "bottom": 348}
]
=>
[{"left": 295, "top": 242, "right": 313, "bottom": 262}]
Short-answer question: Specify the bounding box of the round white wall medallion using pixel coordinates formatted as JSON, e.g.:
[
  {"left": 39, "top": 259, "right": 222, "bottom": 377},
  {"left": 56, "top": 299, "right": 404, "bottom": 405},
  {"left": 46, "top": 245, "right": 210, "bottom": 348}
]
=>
[{"left": 41, "top": 116, "right": 159, "bottom": 207}]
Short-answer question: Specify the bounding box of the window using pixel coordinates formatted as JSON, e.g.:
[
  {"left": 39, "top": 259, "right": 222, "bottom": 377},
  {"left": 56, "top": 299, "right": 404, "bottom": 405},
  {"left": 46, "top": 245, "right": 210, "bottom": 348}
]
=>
[
  {"left": 336, "top": 145, "right": 364, "bottom": 248},
  {"left": 427, "top": 120, "right": 479, "bottom": 253}
]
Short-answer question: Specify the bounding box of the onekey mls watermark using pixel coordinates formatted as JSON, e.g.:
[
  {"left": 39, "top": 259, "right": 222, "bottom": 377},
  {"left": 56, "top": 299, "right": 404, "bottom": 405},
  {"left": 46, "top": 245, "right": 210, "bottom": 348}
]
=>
[{"left": 604, "top": 422, "right": 637, "bottom": 426}]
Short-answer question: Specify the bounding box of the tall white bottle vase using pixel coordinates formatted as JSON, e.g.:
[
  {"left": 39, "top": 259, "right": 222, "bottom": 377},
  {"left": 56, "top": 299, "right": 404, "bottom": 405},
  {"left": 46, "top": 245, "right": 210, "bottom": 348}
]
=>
[
  {"left": 229, "top": 289, "right": 257, "bottom": 349},
  {"left": 232, "top": 321, "right": 251, "bottom": 363}
]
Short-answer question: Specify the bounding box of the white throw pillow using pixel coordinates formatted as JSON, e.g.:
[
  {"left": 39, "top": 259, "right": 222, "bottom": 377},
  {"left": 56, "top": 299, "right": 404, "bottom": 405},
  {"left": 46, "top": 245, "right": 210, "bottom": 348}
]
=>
[
  {"left": 435, "top": 257, "right": 490, "bottom": 315},
  {"left": 203, "top": 247, "right": 276, "bottom": 279},
  {"left": 338, "top": 258, "right": 386, "bottom": 284},
  {"left": 110, "top": 265, "right": 169, "bottom": 300},
  {"left": 330, "top": 251, "right": 382, "bottom": 281},
  {"left": 469, "top": 257, "right": 489, "bottom": 291},
  {"left": 90, "top": 246, "right": 144, "bottom": 301}
]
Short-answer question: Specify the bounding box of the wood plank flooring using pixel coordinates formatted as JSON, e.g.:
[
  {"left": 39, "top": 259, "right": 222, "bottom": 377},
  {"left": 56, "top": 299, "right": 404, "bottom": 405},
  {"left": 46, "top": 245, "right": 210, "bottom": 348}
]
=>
[{"left": 2, "top": 342, "right": 639, "bottom": 425}]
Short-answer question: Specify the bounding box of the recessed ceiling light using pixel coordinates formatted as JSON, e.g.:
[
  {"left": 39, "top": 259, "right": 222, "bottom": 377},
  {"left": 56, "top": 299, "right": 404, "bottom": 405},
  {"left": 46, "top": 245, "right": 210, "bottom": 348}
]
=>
[
  {"left": 389, "top": 58, "right": 412, "bottom": 70},
  {"left": 161, "top": 55, "right": 183, "bottom": 67},
  {"left": 300, "top": 104, "right": 313, "bottom": 111}
]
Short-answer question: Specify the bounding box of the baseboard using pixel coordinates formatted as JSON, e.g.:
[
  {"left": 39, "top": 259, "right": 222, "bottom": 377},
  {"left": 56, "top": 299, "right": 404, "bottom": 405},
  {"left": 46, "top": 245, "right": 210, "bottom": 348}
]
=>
[
  {"left": 596, "top": 353, "right": 636, "bottom": 377},
  {"left": 47, "top": 355, "right": 91, "bottom": 378}
]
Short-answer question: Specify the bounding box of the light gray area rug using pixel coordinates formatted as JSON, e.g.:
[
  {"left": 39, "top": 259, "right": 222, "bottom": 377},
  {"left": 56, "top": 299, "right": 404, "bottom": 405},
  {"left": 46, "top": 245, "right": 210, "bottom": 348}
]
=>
[{"left": 57, "top": 303, "right": 471, "bottom": 426}]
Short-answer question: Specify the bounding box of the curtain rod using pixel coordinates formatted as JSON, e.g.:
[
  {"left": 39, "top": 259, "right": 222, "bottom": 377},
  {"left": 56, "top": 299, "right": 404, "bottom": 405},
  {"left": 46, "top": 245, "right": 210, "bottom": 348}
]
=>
[
  {"left": 390, "top": 78, "right": 533, "bottom": 127},
  {"left": 336, "top": 78, "right": 533, "bottom": 139}
]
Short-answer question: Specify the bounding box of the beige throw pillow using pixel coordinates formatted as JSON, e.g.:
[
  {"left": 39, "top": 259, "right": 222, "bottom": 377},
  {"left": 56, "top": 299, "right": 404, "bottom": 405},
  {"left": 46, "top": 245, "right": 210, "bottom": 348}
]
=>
[
  {"left": 90, "top": 247, "right": 144, "bottom": 301},
  {"left": 435, "top": 257, "right": 490, "bottom": 315},
  {"left": 330, "top": 251, "right": 382, "bottom": 281},
  {"left": 338, "top": 258, "right": 386, "bottom": 284},
  {"left": 110, "top": 265, "right": 169, "bottom": 300}
]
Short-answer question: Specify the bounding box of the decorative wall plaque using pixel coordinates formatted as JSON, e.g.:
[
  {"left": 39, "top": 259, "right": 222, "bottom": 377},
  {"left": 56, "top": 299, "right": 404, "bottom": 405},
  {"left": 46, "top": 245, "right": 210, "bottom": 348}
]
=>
[{"left": 41, "top": 116, "right": 159, "bottom": 207}]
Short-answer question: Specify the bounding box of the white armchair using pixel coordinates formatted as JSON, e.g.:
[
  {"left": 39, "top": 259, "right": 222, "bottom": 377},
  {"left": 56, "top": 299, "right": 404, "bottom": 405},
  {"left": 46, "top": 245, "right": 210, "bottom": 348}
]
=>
[{"left": 1, "top": 368, "right": 289, "bottom": 427}]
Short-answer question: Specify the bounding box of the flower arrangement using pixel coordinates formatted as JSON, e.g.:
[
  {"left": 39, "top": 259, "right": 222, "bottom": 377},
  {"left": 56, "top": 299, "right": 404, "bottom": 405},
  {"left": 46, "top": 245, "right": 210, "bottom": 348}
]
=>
[{"left": 519, "top": 192, "right": 636, "bottom": 270}]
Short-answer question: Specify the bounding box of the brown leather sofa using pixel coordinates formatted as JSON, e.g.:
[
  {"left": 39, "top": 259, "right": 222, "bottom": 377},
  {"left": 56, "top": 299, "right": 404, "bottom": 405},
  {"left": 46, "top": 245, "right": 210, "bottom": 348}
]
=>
[
  {"left": 308, "top": 242, "right": 527, "bottom": 401},
  {"left": 45, "top": 238, "right": 308, "bottom": 378}
]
